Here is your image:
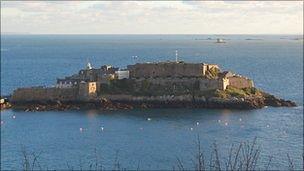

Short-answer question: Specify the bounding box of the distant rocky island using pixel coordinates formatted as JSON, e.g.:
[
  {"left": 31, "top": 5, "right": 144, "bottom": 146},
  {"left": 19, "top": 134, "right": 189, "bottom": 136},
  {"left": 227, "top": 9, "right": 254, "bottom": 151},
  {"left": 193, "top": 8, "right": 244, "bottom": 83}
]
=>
[{"left": 1, "top": 60, "right": 296, "bottom": 111}]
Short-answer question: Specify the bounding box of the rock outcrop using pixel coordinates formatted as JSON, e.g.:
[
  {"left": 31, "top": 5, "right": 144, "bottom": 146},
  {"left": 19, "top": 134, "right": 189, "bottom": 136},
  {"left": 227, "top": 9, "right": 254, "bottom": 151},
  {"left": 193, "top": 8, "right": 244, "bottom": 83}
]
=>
[{"left": 7, "top": 92, "right": 296, "bottom": 112}]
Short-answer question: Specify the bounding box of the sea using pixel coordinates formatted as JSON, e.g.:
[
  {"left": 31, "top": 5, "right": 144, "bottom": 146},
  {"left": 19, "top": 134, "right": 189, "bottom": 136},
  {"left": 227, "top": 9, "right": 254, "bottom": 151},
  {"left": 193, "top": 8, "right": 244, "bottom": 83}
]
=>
[{"left": 1, "top": 34, "right": 303, "bottom": 170}]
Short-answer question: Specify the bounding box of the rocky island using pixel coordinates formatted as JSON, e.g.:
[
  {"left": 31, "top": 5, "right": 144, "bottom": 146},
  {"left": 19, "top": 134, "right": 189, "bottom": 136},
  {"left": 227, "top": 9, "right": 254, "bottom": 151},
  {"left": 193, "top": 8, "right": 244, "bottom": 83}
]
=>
[{"left": 3, "top": 60, "right": 296, "bottom": 111}]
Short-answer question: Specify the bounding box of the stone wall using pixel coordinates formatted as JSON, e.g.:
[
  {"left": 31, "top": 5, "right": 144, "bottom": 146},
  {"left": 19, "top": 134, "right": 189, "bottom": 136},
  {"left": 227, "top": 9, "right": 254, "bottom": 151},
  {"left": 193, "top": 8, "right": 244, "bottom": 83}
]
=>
[
  {"left": 133, "top": 77, "right": 199, "bottom": 95},
  {"left": 134, "top": 77, "right": 224, "bottom": 93},
  {"left": 136, "top": 77, "right": 199, "bottom": 86},
  {"left": 11, "top": 87, "right": 79, "bottom": 102},
  {"left": 101, "top": 94, "right": 195, "bottom": 102},
  {"left": 199, "top": 79, "right": 223, "bottom": 91},
  {"left": 11, "top": 81, "right": 98, "bottom": 103},
  {"left": 228, "top": 76, "right": 254, "bottom": 89},
  {"left": 128, "top": 62, "right": 204, "bottom": 78}
]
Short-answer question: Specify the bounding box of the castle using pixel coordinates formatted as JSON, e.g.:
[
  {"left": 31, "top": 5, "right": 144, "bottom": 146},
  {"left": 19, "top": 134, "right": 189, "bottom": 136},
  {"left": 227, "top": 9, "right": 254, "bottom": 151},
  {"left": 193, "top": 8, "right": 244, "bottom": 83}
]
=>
[{"left": 11, "top": 60, "right": 254, "bottom": 102}]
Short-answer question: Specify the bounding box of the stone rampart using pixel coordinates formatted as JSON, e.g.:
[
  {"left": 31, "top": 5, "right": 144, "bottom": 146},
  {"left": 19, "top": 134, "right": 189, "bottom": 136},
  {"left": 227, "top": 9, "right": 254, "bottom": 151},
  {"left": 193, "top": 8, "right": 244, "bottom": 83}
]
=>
[
  {"left": 11, "top": 87, "right": 79, "bottom": 103},
  {"left": 139, "top": 77, "right": 199, "bottom": 86},
  {"left": 199, "top": 79, "right": 222, "bottom": 91},
  {"left": 228, "top": 76, "right": 254, "bottom": 89},
  {"left": 128, "top": 63, "right": 203, "bottom": 78}
]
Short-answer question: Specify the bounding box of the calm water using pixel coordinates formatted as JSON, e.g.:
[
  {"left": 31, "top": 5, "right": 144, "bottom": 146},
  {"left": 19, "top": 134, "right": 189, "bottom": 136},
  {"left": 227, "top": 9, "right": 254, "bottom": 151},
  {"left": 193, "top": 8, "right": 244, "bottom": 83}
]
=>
[{"left": 1, "top": 35, "right": 303, "bottom": 170}]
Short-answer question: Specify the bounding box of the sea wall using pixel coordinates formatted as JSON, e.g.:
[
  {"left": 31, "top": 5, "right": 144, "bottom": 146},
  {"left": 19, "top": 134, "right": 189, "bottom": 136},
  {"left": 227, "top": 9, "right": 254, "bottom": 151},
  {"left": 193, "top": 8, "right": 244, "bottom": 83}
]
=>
[{"left": 11, "top": 87, "right": 79, "bottom": 103}]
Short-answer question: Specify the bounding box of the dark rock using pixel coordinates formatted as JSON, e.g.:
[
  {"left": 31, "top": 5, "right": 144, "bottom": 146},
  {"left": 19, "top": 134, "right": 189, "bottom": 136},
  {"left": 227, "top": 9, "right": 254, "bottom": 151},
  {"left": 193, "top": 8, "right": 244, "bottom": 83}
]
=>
[
  {"left": 264, "top": 95, "right": 296, "bottom": 107},
  {"left": 8, "top": 91, "right": 297, "bottom": 112}
]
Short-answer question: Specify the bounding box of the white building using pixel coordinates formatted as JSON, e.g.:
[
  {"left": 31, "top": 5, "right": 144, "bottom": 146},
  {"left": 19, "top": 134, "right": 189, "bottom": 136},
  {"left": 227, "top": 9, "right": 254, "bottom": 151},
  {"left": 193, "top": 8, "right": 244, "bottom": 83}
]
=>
[{"left": 56, "top": 81, "right": 74, "bottom": 88}]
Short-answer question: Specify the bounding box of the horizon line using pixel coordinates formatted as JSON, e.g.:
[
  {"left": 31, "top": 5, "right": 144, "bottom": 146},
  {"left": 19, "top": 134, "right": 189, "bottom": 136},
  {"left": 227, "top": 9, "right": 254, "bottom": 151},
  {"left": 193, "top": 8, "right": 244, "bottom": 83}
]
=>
[{"left": 1, "top": 33, "right": 303, "bottom": 36}]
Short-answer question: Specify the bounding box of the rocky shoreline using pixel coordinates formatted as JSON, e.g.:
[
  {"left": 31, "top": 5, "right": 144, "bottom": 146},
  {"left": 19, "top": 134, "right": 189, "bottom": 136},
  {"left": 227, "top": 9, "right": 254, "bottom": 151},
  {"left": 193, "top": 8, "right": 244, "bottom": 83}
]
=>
[{"left": 3, "top": 93, "right": 296, "bottom": 112}]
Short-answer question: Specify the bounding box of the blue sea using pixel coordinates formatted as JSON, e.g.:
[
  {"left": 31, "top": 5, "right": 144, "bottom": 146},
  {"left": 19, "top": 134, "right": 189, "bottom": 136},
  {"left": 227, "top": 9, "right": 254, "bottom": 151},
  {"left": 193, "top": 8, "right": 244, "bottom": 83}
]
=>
[{"left": 1, "top": 35, "right": 303, "bottom": 170}]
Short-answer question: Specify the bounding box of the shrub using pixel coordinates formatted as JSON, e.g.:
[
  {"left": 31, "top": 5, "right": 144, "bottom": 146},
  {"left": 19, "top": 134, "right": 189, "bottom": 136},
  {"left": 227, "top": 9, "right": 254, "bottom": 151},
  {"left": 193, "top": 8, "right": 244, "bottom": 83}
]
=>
[{"left": 225, "top": 86, "right": 247, "bottom": 98}]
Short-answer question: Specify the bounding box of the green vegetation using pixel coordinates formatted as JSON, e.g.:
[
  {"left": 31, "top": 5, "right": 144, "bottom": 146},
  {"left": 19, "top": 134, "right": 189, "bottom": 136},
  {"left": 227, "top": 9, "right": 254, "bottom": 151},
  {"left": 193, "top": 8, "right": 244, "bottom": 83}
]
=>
[{"left": 215, "top": 86, "right": 262, "bottom": 99}]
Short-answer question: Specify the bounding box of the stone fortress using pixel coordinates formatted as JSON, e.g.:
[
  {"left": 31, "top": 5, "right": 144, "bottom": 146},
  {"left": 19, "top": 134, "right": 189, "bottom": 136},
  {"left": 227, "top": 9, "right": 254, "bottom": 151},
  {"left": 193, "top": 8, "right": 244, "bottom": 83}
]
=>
[{"left": 11, "top": 59, "right": 254, "bottom": 103}]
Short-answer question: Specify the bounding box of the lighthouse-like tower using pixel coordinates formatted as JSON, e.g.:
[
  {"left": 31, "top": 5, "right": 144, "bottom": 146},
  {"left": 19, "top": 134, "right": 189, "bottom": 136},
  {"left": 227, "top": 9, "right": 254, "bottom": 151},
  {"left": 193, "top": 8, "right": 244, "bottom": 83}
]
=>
[{"left": 86, "top": 62, "right": 92, "bottom": 70}]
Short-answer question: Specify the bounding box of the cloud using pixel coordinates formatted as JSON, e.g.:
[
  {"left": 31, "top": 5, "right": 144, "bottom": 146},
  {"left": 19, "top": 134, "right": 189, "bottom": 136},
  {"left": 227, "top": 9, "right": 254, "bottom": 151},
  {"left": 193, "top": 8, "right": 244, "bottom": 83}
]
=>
[{"left": 1, "top": 1, "right": 303, "bottom": 34}]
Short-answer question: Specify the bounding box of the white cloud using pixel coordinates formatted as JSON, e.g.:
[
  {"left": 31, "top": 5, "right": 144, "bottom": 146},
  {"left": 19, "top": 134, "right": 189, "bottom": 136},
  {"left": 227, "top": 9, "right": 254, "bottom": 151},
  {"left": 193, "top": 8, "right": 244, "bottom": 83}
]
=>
[{"left": 1, "top": 1, "right": 303, "bottom": 34}]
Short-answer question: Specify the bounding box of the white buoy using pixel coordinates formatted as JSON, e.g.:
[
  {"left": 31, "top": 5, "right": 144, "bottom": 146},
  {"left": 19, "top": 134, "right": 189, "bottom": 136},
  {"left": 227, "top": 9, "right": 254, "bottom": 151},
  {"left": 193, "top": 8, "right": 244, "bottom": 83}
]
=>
[
  {"left": 266, "top": 124, "right": 270, "bottom": 128},
  {"left": 1, "top": 121, "right": 4, "bottom": 125},
  {"left": 225, "top": 122, "right": 228, "bottom": 126},
  {"left": 101, "top": 127, "right": 104, "bottom": 131},
  {"left": 12, "top": 115, "right": 16, "bottom": 119},
  {"left": 196, "top": 122, "right": 199, "bottom": 125},
  {"left": 79, "top": 128, "right": 83, "bottom": 132},
  {"left": 190, "top": 127, "right": 193, "bottom": 131},
  {"left": 239, "top": 118, "right": 242, "bottom": 122},
  {"left": 147, "top": 118, "right": 151, "bottom": 121}
]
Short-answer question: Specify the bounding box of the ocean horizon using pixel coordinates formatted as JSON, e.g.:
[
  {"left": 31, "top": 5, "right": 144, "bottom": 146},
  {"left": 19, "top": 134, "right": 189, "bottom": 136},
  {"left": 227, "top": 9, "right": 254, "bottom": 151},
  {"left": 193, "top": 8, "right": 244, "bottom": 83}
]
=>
[{"left": 1, "top": 34, "right": 303, "bottom": 170}]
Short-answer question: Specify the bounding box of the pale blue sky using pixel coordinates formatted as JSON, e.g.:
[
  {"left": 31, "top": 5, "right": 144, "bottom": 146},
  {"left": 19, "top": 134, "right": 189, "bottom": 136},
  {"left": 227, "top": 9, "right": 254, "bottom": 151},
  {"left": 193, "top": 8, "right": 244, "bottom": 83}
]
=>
[{"left": 1, "top": 1, "right": 303, "bottom": 34}]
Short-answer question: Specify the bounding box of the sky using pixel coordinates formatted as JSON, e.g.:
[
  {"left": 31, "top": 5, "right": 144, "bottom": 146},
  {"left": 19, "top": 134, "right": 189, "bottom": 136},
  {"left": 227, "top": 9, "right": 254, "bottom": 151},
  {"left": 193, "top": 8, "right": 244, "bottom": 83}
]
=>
[{"left": 1, "top": 1, "right": 303, "bottom": 34}]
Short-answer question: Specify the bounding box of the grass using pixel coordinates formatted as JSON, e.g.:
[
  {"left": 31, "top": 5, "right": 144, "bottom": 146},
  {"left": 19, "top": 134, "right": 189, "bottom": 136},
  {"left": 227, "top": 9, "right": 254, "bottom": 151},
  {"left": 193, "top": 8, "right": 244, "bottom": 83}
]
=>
[
  {"left": 18, "top": 137, "right": 302, "bottom": 171},
  {"left": 215, "top": 86, "right": 263, "bottom": 99}
]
